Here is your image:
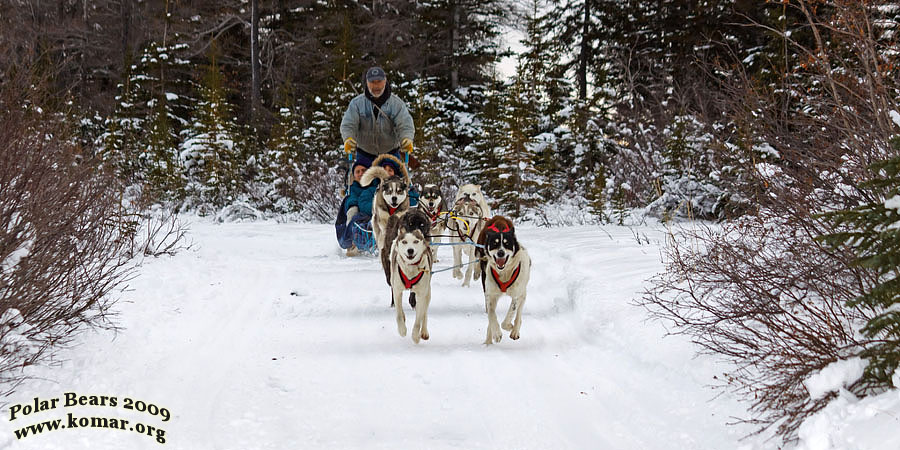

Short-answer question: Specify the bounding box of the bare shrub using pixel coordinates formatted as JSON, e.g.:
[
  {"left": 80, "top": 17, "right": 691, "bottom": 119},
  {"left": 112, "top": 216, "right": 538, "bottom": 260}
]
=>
[
  {"left": 0, "top": 80, "right": 135, "bottom": 396},
  {"left": 271, "top": 160, "right": 342, "bottom": 223},
  {"left": 638, "top": 0, "right": 899, "bottom": 441}
]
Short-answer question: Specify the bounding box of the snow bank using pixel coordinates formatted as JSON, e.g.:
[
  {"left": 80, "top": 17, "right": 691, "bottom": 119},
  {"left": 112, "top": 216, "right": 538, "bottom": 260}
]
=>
[
  {"left": 797, "top": 369, "right": 900, "bottom": 450},
  {"left": 803, "top": 357, "right": 866, "bottom": 400}
]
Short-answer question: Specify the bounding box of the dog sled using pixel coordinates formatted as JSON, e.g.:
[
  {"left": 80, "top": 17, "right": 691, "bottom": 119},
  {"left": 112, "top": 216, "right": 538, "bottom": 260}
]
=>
[{"left": 335, "top": 151, "right": 413, "bottom": 255}]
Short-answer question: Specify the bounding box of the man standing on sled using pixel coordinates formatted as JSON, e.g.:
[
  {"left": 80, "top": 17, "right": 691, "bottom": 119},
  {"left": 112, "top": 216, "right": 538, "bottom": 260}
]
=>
[
  {"left": 336, "top": 66, "right": 416, "bottom": 256},
  {"left": 340, "top": 66, "right": 415, "bottom": 169}
]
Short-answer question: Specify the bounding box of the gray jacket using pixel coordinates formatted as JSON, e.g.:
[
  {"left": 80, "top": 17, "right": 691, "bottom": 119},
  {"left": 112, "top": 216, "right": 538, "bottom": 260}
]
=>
[{"left": 340, "top": 93, "right": 414, "bottom": 155}]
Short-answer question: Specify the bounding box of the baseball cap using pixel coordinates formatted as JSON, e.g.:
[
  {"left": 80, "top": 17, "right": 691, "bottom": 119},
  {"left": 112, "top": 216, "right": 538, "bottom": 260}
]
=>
[{"left": 365, "top": 67, "right": 386, "bottom": 82}]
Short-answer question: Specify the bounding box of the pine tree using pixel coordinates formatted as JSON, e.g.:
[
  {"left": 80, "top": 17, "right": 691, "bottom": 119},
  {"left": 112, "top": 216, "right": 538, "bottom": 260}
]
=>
[
  {"left": 406, "top": 78, "right": 456, "bottom": 189},
  {"left": 101, "top": 60, "right": 144, "bottom": 184},
  {"left": 484, "top": 71, "right": 545, "bottom": 217},
  {"left": 820, "top": 135, "right": 900, "bottom": 388},
  {"left": 181, "top": 44, "right": 243, "bottom": 208}
]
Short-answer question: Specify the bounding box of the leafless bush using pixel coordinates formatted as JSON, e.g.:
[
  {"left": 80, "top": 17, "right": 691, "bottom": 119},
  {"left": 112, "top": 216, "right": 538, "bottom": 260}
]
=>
[
  {"left": 0, "top": 80, "right": 135, "bottom": 396},
  {"left": 271, "top": 161, "right": 342, "bottom": 223},
  {"left": 641, "top": 215, "right": 876, "bottom": 439},
  {"left": 638, "top": 0, "right": 899, "bottom": 441}
]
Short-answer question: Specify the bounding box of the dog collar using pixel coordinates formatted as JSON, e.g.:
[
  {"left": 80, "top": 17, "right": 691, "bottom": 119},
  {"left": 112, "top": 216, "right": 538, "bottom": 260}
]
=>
[
  {"left": 490, "top": 263, "right": 521, "bottom": 293},
  {"left": 388, "top": 206, "right": 399, "bottom": 215}
]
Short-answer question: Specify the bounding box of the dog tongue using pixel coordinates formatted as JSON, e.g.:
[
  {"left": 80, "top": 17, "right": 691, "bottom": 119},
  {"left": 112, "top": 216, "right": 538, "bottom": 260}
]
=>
[{"left": 495, "top": 257, "right": 507, "bottom": 268}]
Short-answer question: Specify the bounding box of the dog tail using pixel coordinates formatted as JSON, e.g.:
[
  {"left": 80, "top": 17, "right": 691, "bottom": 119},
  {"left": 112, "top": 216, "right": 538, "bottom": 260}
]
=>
[{"left": 361, "top": 166, "right": 390, "bottom": 187}]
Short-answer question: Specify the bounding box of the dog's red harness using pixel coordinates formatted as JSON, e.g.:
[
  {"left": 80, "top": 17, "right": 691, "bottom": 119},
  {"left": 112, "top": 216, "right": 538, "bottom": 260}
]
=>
[
  {"left": 491, "top": 263, "right": 521, "bottom": 293},
  {"left": 398, "top": 255, "right": 426, "bottom": 289},
  {"left": 399, "top": 269, "right": 424, "bottom": 289},
  {"left": 388, "top": 206, "right": 399, "bottom": 215}
]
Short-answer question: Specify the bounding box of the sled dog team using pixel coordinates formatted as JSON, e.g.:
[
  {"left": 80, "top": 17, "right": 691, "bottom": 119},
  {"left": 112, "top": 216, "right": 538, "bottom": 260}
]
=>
[{"left": 360, "top": 154, "right": 532, "bottom": 345}]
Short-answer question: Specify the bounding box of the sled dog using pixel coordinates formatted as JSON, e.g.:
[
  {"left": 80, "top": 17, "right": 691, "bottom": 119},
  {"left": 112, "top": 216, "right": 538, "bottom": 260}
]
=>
[
  {"left": 476, "top": 216, "right": 531, "bottom": 345},
  {"left": 454, "top": 184, "right": 491, "bottom": 219},
  {"left": 419, "top": 184, "right": 447, "bottom": 246},
  {"left": 361, "top": 154, "right": 411, "bottom": 252},
  {"left": 449, "top": 197, "right": 485, "bottom": 287},
  {"left": 382, "top": 209, "right": 434, "bottom": 343}
]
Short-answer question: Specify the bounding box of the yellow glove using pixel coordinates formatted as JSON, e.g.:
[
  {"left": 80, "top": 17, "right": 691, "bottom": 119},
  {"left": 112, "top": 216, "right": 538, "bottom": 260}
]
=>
[
  {"left": 344, "top": 137, "right": 357, "bottom": 154},
  {"left": 400, "top": 138, "right": 413, "bottom": 154}
]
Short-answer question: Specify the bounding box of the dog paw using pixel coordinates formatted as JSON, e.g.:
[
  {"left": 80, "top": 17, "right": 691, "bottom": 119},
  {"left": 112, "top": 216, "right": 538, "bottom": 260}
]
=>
[
  {"left": 501, "top": 321, "right": 513, "bottom": 331},
  {"left": 397, "top": 321, "right": 407, "bottom": 337},
  {"left": 510, "top": 330, "right": 520, "bottom": 340},
  {"left": 452, "top": 271, "right": 463, "bottom": 279},
  {"left": 493, "top": 330, "right": 502, "bottom": 343},
  {"left": 420, "top": 330, "right": 429, "bottom": 340}
]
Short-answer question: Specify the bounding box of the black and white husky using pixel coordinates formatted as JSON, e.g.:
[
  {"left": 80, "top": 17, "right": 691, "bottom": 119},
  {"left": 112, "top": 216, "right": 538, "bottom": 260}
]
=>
[
  {"left": 419, "top": 184, "right": 447, "bottom": 247},
  {"left": 381, "top": 209, "right": 434, "bottom": 343},
  {"left": 476, "top": 216, "right": 531, "bottom": 345},
  {"left": 361, "top": 154, "right": 410, "bottom": 252}
]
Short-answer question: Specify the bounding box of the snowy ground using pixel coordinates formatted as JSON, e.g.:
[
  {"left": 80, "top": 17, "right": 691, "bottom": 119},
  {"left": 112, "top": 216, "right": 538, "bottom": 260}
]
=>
[{"left": 1, "top": 219, "right": 772, "bottom": 449}]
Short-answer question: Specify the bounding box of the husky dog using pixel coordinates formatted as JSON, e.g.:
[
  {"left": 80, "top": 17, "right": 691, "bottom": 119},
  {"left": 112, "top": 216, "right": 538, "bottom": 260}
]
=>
[
  {"left": 476, "top": 216, "right": 531, "bottom": 345},
  {"left": 454, "top": 184, "right": 492, "bottom": 219},
  {"left": 382, "top": 209, "right": 434, "bottom": 343},
  {"left": 361, "top": 154, "right": 410, "bottom": 252},
  {"left": 449, "top": 197, "right": 485, "bottom": 287},
  {"left": 419, "top": 184, "right": 447, "bottom": 247}
]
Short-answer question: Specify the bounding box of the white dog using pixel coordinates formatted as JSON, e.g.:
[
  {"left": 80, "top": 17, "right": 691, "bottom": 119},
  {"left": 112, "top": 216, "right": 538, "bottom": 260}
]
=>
[
  {"left": 449, "top": 197, "right": 485, "bottom": 287},
  {"left": 448, "top": 184, "right": 490, "bottom": 287},
  {"left": 476, "top": 216, "right": 531, "bottom": 345},
  {"left": 454, "top": 184, "right": 491, "bottom": 219},
  {"left": 382, "top": 209, "right": 434, "bottom": 343}
]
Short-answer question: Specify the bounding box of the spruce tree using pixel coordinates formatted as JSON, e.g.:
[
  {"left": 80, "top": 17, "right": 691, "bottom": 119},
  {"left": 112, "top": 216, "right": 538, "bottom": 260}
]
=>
[
  {"left": 181, "top": 44, "right": 243, "bottom": 208},
  {"left": 820, "top": 135, "right": 900, "bottom": 388}
]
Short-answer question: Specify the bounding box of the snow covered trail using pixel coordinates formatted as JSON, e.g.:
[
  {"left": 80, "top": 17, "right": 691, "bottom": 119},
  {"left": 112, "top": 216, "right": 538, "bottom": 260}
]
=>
[{"left": 1, "top": 220, "right": 755, "bottom": 449}]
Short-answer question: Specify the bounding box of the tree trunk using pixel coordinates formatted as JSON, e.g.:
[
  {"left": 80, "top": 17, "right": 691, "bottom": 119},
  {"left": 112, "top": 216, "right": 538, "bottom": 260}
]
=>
[
  {"left": 121, "top": 0, "right": 131, "bottom": 65},
  {"left": 250, "top": 0, "right": 261, "bottom": 121},
  {"left": 450, "top": 0, "right": 460, "bottom": 91},
  {"left": 578, "top": 0, "right": 589, "bottom": 100}
]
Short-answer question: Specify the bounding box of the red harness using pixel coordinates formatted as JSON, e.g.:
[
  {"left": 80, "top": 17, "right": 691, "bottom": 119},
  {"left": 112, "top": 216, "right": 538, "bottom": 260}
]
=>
[
  {"left": 388, "top": 205, "right": 399, "bottom": 215},
  {"left": 490, "top": 263, "right": 522, "bottom": 293},
  {"left": 397, "top": 256, "right": 426, "bottom": 289}
]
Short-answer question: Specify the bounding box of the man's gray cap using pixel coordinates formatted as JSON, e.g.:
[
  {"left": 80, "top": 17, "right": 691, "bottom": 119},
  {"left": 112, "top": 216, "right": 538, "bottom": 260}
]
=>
[{"left": 366, "top": 67, "right": 386, "bottom": 81}]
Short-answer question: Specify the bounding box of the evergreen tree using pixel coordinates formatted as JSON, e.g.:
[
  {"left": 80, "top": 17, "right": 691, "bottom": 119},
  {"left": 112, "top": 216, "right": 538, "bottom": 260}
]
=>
[
  {"left": 101, "top": 59, "right": 144, "bottom": 184},
  {"left": 413, "top": 0, "right": 509, "bottom": 90},
  {"left": 181, "top": 45, "right": 244, "bottom": 208},
  {"left": 99, "top": 39, "right": 193, "bottom": 200},
  {"left": 820, "top": 135, "right": 900, "bottom": 389}
]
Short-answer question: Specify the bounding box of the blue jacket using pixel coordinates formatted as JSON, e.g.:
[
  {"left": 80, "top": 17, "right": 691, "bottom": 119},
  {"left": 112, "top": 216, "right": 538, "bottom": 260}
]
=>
[
  {"left": 346, "top": 181, "right": 378, "bottom": 216},
  {"left": 340, "top": 92, "right": 414, "bottom": 155}
]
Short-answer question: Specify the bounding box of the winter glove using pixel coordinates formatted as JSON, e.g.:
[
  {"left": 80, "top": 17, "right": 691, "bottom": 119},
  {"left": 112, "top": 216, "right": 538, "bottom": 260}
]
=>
[
  {"left": 400, "top": 138, "right": 413, "bottom": 154},
  {"left": 346, "top": 206, "right": 359, "bottom": 223},
  {"left": 344, "top": 137, "right": 357, "bottom": 154}
]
